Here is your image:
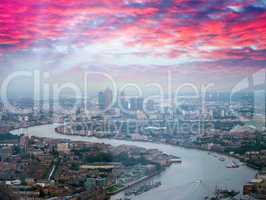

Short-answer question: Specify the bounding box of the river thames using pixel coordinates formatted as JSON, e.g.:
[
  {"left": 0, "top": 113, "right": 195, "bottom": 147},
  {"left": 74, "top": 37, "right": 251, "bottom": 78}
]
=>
[{"left": 11, "top": 124, "right": 256, "bottom": 200}]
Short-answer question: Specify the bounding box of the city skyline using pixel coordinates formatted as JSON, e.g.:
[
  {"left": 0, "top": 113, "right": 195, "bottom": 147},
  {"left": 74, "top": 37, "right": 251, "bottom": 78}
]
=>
[{"left": 0, "top": 1, "right": 266, "bottom": 199}]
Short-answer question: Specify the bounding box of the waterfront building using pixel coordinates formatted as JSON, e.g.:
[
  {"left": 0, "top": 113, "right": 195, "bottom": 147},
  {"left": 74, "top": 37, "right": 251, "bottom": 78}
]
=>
[{"left": 98, "top": 88, "right": 113, "bottom": 111}]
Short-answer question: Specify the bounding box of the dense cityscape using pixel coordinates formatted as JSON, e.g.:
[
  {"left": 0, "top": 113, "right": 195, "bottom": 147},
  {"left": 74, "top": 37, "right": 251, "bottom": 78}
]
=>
[
  {"left": 1, "top": 0, "right": 266, "bottom": 199},
  {"left": 0, "top": 89, "right": 265, "bottom": 199}
]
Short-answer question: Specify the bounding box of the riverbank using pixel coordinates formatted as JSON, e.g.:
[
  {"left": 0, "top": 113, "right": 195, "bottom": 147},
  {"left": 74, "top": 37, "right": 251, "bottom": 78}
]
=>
[
  {"left": 11, "top": 124, "right": 257, "bottom": 200},
  {"left": 11, "top": 123, "right": 256, "bottom": 171},
  {"left": 107, "top": 170, "right": 163, "bottom": 195},
  {"left": 55, "top": 125, "right": 258, "bottom": 171}
]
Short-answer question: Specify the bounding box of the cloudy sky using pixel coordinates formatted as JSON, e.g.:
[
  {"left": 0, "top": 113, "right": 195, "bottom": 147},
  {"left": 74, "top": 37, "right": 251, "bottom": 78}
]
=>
[{"left": 0, "top": 0, "right": 265, "bottom": 96}]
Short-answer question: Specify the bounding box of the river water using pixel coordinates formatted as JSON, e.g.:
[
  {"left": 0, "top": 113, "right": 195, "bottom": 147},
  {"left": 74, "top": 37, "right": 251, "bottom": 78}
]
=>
[{"left": 11, "top": 124, "right": 256, "bottom": 200}]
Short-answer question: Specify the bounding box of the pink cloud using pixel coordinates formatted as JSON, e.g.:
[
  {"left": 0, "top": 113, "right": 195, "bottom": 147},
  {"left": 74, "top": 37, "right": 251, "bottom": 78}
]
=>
[{"left": 0, "top": 0, "right": 265, "bottom": 65}]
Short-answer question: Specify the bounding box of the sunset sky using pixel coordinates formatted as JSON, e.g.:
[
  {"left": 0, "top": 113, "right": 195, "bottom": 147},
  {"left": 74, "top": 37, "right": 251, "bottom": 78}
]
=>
[{"left": 0, "top": 0, "right": 265, "bottom": 96}]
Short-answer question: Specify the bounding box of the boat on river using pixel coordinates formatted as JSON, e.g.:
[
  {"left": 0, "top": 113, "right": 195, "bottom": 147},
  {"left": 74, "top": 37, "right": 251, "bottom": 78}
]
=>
[
  {"left": 226, "top": 161, "right": 239, "bottom": 168},
  {"left": 219, "top": 157, "right": 226, "bottom": 162},
  {"left": 205, "top": 187, "right": 239, "bottom": 200}
]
